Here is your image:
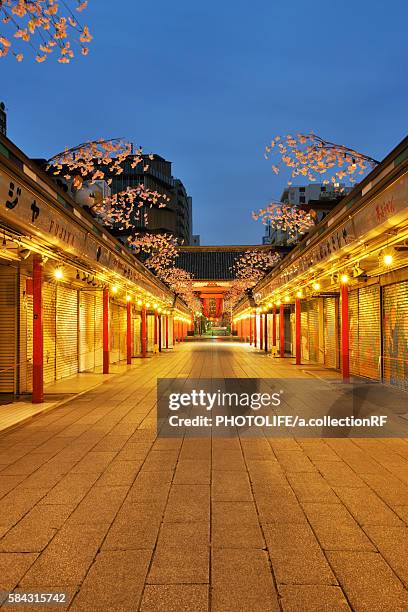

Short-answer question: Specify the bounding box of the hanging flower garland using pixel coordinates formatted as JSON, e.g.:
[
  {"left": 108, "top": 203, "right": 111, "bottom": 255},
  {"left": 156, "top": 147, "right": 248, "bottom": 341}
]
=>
[
  {"left": 224, "top": 249, "right": 281, "bottom": 311},
  {"left": 47, "top": 138, "right": 150, "bottom": 189},
  {"left": 264, "top": 133, "right": 379, "bottom": 186},
  {"left": 0, "top": 0, "right": 92, "bottom": 63},
  {"left": 127, "top": 232, "right": 180, "bottom": 274},
  {"left": 92, "top": 186, "right": 170, "bottom": 230},
  {"left": 252, "top": 201, "right": 315, "bottom": 237}
]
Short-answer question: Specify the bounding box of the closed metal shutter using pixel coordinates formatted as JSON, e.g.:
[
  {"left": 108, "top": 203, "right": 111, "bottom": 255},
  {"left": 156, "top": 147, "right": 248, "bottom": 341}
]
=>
[
  {"left": 19, "top": 275, "right": 33, "bottom": 393},
  {"left": 56, "top": 286, "right": 78, "bottom": 380},
  {"left": 133, "top": 313, "right": 141, "bottom": 355},
  {"left": 94, "top": 291, "right": 103, "bottom": 369},
  {"left": 119, "top": 306, "right": 127, "bottom": 361},
  {"left": 349, "top": 289, "right": 359, "bottom": 376},
  {"left": 110, "top": 301, "right": 127, "bottom": 363},
  {"left": 43, "top": 282, "right": 56, "bottom": 385},
  {"left": 383, "top": 281, "right": 408, "bottom": 390},
  {"left": 110, "top": 302, "right": 120, "bottom": 364},
  {"left": 79, "top": 291, "right": 95, "bottom": 372},
  {"left": 301, "top": 302, "right": 309, "bottom": 361},
  {"left": 324, "top": 297, "right": 338, "bottom": 369},
  {"left": 0, "top": 265, "right": 17, "bottom": 394},
  {"left": 147, "top": 314, "right": 155, "bottom": 352},
  {"left": 308, "top": 300, "right": 319, "bottom": 363},
  {"left": 358, "top": 286, "right": 381, "bottom": 380}
]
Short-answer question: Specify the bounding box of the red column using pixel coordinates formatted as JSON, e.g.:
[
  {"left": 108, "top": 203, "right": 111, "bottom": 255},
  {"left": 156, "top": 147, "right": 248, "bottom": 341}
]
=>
[
  {"left": 254, "top": 315, "right": 257, "bottom": 347},
  {"left": 126, "top": 301, "right": 132, "bottom": 365},
  {"left": 141, "top": 305, "right": 147, "bottom": 357},
  {"left": 260, "top": 314, "right": 263, "bottom": 350},
  {"left": 341, "top": 284, "right": 350, "bottom": 383},
  {"left": 173, "top": 319, "right": 175, "bottom": 345},
  {"left": 249, "top": 317, "right": 253, "bottom": 345},
  {"left": 103, "top": 287, "right": 109, "bottom": 374},
  {"left": 154, "top": 311, "right": 158, "bottom": 347},
  {"left": 279, "top": 304, "right": 285, "bottom": 358},
  {"left": 165, "top": 316, "right": 169, "bottom": 349},
  {"left": 32, "top": 255, "right": 43, "bottom": 403},
  {"left": 272, "top": 306, "right": 276, "bottom": 346},
  {"left": 295, "top": 298, "right": 301, "bottom": 365},
  {"left": 158, "top": 314, "right": 162, "bottom": 352},
  {"left": 181, "top": 322, "right": 184, "bottom": 342}
]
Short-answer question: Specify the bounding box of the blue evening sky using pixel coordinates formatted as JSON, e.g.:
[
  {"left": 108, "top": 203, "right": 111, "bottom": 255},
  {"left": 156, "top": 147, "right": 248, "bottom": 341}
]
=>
[{"left": 1, "top": 0, "right": 407, "bottom": 245}]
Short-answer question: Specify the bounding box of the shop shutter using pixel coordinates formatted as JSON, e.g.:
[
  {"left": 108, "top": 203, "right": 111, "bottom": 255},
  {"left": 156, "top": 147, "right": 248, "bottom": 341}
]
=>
[
  {"left": 56, "top": 286, "right": 78, "bottom": 380},
  {"left": 119, "top": 305, "right": 127, "bottom": 361},
  {"left": 147, "top": 314, "right": 155, "bottom": 352},
  {"left": 301, "top": 302, "right": 309, "bottom": 361},
  {"left": 19, "top": 275, "right": 33, "bottom": 393},
  {"left": 324, "top": 297, "right": 338, "bottom": 369},
  {"left": 358, "top": 286, "right": 381, "bottom": 380},
  {"left": 308, "top": 300, "right": 319, "bottom": 363},
  {"left": 94, "top": 291, "right": 103, "bottom": 369},
  {"left": 110, "top": 302, "right": 120, "bottom": 364},
  {"left": 43, "top": 282, "right": 56, "bottom": 385},
  {"left": 79, "top": 291, "right": 95, "bottom": 372},
  {"left": 348, "top": 290, "right": 359, "bottom": 376},
  {"left": 382, "top": 281, "right": 408, "bottom": 390},
  {"left": 0, "top": 265, "right": 17, "bottom": 394},
  {"left": 276, "top": 313, "right": 280, "bottom": 346},
  {"left": 133, "top": 313, "right": 141, "bottom": 355}
]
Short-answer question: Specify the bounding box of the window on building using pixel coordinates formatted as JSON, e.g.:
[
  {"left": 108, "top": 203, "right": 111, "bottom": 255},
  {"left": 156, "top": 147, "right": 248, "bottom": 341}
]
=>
[{"left": 299, "top": 196, "right": 306, "bottom": 203}]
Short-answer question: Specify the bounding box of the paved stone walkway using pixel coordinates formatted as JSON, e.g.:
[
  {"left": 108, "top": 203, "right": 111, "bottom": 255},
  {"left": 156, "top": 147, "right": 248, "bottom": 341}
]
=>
[{"left": 0, "top": 343, "right": 407, "bottom": 611}]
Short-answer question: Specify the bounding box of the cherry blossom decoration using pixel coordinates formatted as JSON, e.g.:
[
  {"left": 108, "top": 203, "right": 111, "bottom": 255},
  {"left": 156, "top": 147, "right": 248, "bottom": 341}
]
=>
[
  {"left": 127, "top": 233, "right": 180, "bottom": 275},
  {"left": 265, "top": 133, "right": 379, "bottom": 186},
  {"left": 47, "top": 138, "right": 148, "bottom": 189},
  {"left": 252, "top": 201, "right": 315, "bottom": 238},
  {"left": 224, "top": 249, "right": 281, "bottom": 311},
  {"left": 0, "top": 0, "right": 92, "bottom": 63},
  {"left": 92, "top": 186, "right": 170, "bottom": 230}
]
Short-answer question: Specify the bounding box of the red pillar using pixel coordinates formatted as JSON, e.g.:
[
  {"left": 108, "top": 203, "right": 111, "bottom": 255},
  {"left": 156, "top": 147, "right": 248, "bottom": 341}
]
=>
[
  {"left": 249, "top": 316, "right": 253, "bottom": 345},
  {"left": 103, "top": 287, "right": 109, "bottom": 374},
  {"left": 126, "top": 301, "right": 132, "bottom": 365},
  {"left": 279, "top": 304, "right": 285, "bottom": 358},
  {"left": 141, "top": 305, "right": 147, "bottom": 357},
  {"left": 181, "top": 322, "right": 184, "bottom": 342},
  {"left": 254, "top": 315, "right": 257, "bottom": 348},
  {"left": 32, "top": 255, "right": 43, "bottom": 403},
  {"left": 295, "top": 298, "right": 301, "bottom": 365},
  {"left": 260, "top": 314, "right": 263, "bottom": 350},
  {"left": 173, "top": 319, "right": 175, "bottom": 345},
  {"left": 165, "top": 316, "right": 169, "bottom": 349},
  {"left": 158, "top": 314, "right": 162, "bottom": 352},
  {"left": 272, "top": 306, "right": 276, "bottom": 346},
  {"left": 341, "top": 284, "right": 350, "bottom": 383}
]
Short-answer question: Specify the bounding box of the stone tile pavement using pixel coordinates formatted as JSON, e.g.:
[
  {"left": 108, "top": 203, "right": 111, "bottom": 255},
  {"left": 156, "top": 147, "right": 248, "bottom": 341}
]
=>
[{"left": 0, "top": 343, "right": 407, "bottom": 611}]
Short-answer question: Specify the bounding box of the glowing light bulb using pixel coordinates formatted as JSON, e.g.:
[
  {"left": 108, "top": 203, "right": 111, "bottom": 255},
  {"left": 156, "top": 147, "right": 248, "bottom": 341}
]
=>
[
  {"left": 284, "top": 296, "right": 290, "bottom": 302},
  {"left": 296, "top": 290, "right": 302, "bottom": 298},
  {"left": 111, "top": 285, "right": 118, "bottom": 294},
  {"left": 340, "top": 274, "right": 349, "bottom": 283},
  {"left": 126, "top": 295, "right": 131, "bottom": 302},
  {"left": 383, "top": 254, "right": 393, "bottom": 266},
  {"left": 312, "top": 282, "right": 321, "bottom": 291},
  {"left": 54, "top": 268, "right": 63, "bottom": 280}
]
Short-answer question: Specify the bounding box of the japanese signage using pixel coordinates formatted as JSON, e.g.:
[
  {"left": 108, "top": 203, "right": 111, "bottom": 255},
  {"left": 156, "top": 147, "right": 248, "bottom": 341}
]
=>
[
  {"left": 0, "top": 166, "right": 169, "bottom": 301},
  {"left": 260, "top": 170, "right": 408, "bottom": 298}
]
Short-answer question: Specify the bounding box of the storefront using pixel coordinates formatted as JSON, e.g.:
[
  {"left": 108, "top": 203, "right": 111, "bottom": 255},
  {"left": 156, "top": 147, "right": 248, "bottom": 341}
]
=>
[
  {"left": 236, "top": 136, "right": 408, "bottom": 389},
  {"left": 0, "top": 133, "right": 189, "bottom": 403}
]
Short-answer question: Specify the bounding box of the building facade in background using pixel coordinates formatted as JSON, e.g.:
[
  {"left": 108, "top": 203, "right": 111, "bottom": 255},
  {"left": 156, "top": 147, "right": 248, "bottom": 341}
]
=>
[
  {"left": 262, "top": 182, "right": 352, "bottom": 246},
  {"left": 0, "top": 102, "right": 6, "bottom": 136},
  {"left": 106, "top": 154, "right": 193, "bottom": 244}
]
